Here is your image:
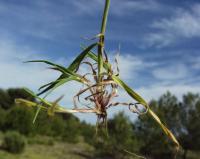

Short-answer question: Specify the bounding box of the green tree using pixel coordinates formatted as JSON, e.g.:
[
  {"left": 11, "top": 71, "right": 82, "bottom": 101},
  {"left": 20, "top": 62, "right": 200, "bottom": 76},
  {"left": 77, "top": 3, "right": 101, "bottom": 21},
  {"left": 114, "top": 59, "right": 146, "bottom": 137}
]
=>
[
  {"left": 179, "top": 93, "right": 200, "bottom": 159},
  {"left": 0, "top": 107, "right": 6, "bottom": 129},
  {"left": 34, "top": 110, "right": 80, "bottom": 140},
  {"left": 135, "top": 92, "right": 180, "bottom": 159},
  {"left": 5, "top": 106, "right": 34, "bottom": 135},
  {"left": 79, "top": 121, "right": 95, "bottom": 145},
  {"left": 2, "top": 131, "right": 26, "bottom": 154},
  {"left": 136, "top": 92, "right": 200, "bottom": 159},
  {"left": 33, "top": 110, "right": 53, "bottom": 136},
  {"left": 0, "top": 89, "right": 11, "bottom": 109},
  {"left": 50, "top": 116, "right": 65, "bottom": 137},
  {"left": 62, "top": 116, "right": 81, "bottom": 143},
  {"left": 94, "top": 112, "right": 138, "bottom": 159},
  {"left": 0, "top": 88, "right": 35, "bottom": 110},
  {"left": 7, "top": 88, "right": 35, "bottom": 104}
]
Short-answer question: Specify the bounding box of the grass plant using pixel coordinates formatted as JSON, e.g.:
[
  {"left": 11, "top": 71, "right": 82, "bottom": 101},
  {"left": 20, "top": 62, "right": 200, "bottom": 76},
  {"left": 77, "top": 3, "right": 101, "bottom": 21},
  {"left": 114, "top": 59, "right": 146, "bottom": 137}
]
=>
[{"left": 16, "top": 0, "right": 180, "bottom": 152}]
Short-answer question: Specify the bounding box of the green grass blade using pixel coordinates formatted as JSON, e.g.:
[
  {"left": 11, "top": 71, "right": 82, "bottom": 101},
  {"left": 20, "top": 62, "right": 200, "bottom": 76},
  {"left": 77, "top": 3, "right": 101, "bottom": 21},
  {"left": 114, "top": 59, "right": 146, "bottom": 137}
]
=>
[
  {"left": 148, "top": 109, "right": 180, "bottom": 149},
  {"left": 112, "top": 75, "right": 180, "bottom": 149},
  {"left": 26, "top": 60, "right": 78, "bottom": 77},
  {"left": 37, "top": 81, "right": 58, "bottom": 96},
  {"left": 97, "top": 0, "right": 110, "bottom": 82},
  {"left": 112, "top": 75, "right": 147, "bottom": 106},
  {"left": 81, "top": 45, "right": 111, "bottom": 71},
  {"left": 37, "top": 73, "right": 84, "bottom": 96},
  {"left": 33, "top": 104, "right": 41, "bottom": 124},
  {"left": 97, "top": 44, "right": 104, "bottom": 83},
  {"left": 26, "top": 60, "right": 67, "bottom": 71},
  {"left": 68, "top": 43, "right": 98, "bottom": 71},
  {"left": 15, "top": 98, "right": 47, "bottom": 110},
  {"left": 32, "top": 76, "right": 82, "bottom": 121},
  {"left": 42, "top": 76, "right": 82, "bottom": 98},
  {"left": 23, "top": 88, "right": 52, "bottom": 123},
  {"left": 29, "top": 43, "right": 97, "bottom": 96},
  {"left": 37, "top": 74, "right": 68, "bottom": 96},
  {"left": 100, "top": 0, "right": 110, "bottom": 35},
  {"left": 24, "top": 88, "right": 51, "bottom": 105},
  {"left": 47, "top": 95, "right": 64, "bottom": 116},
  {"left": 23, "top": 75, "right": 85, "bottom": 122},
  {"left": 39, "top": 81, "right": 55, "bottom": 91},
  {"left": 15, "top": 98, "right": 97, "bottom": 114}
]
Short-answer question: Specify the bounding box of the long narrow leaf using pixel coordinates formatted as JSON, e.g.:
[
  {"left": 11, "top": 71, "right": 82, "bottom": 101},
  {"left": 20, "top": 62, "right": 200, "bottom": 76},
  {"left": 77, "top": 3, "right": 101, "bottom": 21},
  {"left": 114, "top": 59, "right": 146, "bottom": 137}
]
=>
[
  {"left": 81, "top": 45, "right": 111, "bottom": 70},
  {"left": 68, "top": 43, "right": 98, "bottom": 71},
  {"left": 26, "top": 60, "right": 77, "bottom": 77},
  {"left": 98, "top": 45, "right": 104, "bottom": 82},
  {"left": 42, "top": 76, "right": 82, "bottom": 98},
  {"left": 24, "top": 88, "right": 51, "bottom": 106},
  {"left": 39, "top": 81, "right": 55, "bottom": 91},
  {"left": 112, "top": 75, "right": 180, "bottom": 149},
  {"left": 36, "top": 43, "right": 97, "bottom": 96},
  {"left": 112, "top": 75, "right": 147, "bottom": 107},
  {"left": 15, "top": 98, "right": 47, "bottom": 110},
  {"left": 23, "top": 88, "right": 55, "bottom": 122},
  {"left": 23, "top": 75, "right": 85, "bottom": 122},
  {"left": 37, "top": 81, "right": 58, "bottom": 96},
  {"left": 15, "top": 98, "right": 97, "bottom": 114},
  {"left": 148, "top": 109, "right": 180, "bottom": 149}
]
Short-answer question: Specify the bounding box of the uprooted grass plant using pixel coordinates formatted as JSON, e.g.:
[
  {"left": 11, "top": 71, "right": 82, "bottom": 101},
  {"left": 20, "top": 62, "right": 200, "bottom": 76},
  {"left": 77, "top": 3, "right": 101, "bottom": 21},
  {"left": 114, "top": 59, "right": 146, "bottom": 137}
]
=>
[{"left": 16, "top": 0, "right": 180, "bottom": 155}]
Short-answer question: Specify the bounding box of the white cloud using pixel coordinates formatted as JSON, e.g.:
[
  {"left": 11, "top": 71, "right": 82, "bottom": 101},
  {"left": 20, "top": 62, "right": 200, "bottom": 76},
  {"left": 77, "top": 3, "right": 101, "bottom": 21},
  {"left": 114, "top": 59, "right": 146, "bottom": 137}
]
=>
[
  {"left": 72, "top": 0, "right": 161, "bottom": 16},
  {"left": 146, "top": 3, "right": 200, "bottom": 47},
  {"left": 145, "top": 32, "right": 175, "bottom": 48},
  {"left": 190, "top": 56, "right": 200, "bottom": 69},
  {"left": 111, "top": 0, "right": 161, "bottom": 16},
  {"left": 72, "top": 0, "right": 103, "bottom": 15},
  {"left": 115, "top": 54, "right": 144, "bottom": 80},
  {"left": 108, "top": 51, "right": 157, "bottom": 81},
  {"left": 0, "top": 38, "right": 57, "bottom": 90},
  {"left": 0, "top": 1, "right": 70, "bottom": 40},
  {"left": 152, "top": 64, "right": 188, "bottom": 80},
  {"left": 137, "top": 83, "right": 200, "bottom": 101}
]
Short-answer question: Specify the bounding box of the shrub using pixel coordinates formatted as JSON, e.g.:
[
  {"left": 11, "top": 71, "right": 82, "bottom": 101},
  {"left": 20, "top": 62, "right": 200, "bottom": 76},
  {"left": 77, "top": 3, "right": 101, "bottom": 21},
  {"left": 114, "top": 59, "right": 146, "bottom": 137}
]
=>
[
  {"left": 33, "top": 111, "right": 65, "bottom": 136},
  {"left": 33, "top": 110, "right": 52, "bottom": 136},
  {"left": 62, "top": 118, "right": 80, "bottom": 143},
  {"left": 5, "top": 106, "right": 34, "bottom": 135},
  {"left": 93, "top": 112, "right": 138, "bottom": 159},
  {"left": 79, "top": 121, "right": 95, "bottom": 145},
  {"left": 50, "top": 116, "right": 65, "bottom": 137},
  {"left": 2, "top": 131, "right": 26, "bottom": 154},
  {"left": 0, "top": 108, "right": 6, "bottom": 129}
]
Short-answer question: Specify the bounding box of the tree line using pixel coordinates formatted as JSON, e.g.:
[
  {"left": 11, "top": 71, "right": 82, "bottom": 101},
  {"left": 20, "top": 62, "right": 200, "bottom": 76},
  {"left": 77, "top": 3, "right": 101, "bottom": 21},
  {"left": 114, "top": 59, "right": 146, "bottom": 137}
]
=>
[{"left": 0, "top": 88, "right": 199, "bottom": 159}]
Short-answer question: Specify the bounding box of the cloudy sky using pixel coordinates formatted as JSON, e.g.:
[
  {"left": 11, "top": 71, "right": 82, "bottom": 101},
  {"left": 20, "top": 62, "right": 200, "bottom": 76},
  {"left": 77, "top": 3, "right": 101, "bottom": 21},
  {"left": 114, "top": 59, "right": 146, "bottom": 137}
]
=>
[{"left": 0, "top": 0, "right": 200, "bottom": 122}]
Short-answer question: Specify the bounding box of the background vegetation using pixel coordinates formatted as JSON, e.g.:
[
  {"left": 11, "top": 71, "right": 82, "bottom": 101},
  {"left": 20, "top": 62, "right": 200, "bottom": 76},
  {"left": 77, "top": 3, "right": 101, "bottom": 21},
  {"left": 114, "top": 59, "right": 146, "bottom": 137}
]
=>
[{"left": 0, "top": 88, "right": 199, "bottom": 159}]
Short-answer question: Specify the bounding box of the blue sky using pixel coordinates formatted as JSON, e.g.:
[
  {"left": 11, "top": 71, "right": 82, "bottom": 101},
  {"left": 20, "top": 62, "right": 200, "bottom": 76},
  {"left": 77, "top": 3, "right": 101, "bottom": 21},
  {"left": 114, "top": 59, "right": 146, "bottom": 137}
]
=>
[{"left": 0, "top": 0, "right": 200, "bottom": 122}]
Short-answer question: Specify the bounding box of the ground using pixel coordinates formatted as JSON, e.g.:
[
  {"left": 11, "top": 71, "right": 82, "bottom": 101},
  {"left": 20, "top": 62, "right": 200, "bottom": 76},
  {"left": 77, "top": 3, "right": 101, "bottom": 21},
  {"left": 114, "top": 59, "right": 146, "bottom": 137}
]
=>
[
  {"left": 0, "top": 132, "right": 199, "bottom": 159},
  {"left": 0, "top": 141, "right": 94, "bottom": 159}
]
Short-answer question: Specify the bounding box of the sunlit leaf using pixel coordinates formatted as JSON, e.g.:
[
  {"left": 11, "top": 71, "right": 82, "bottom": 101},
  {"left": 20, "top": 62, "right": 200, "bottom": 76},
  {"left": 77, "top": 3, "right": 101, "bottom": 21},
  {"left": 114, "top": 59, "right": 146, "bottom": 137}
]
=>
[
  {"left": 35, "top": 43, "right": 98, "bottom": 96},
  {"left": 112, "top": 75, "right": 180, "bottom": 149},
  {"left": 68, "top": 43, "right": 98, "bottom": 71},
  {"left": 112, "top": 75, "right": 147, "bottom": 106},
  {"left": 25, "top": 60, "right": 77, "bottom": 77}
]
